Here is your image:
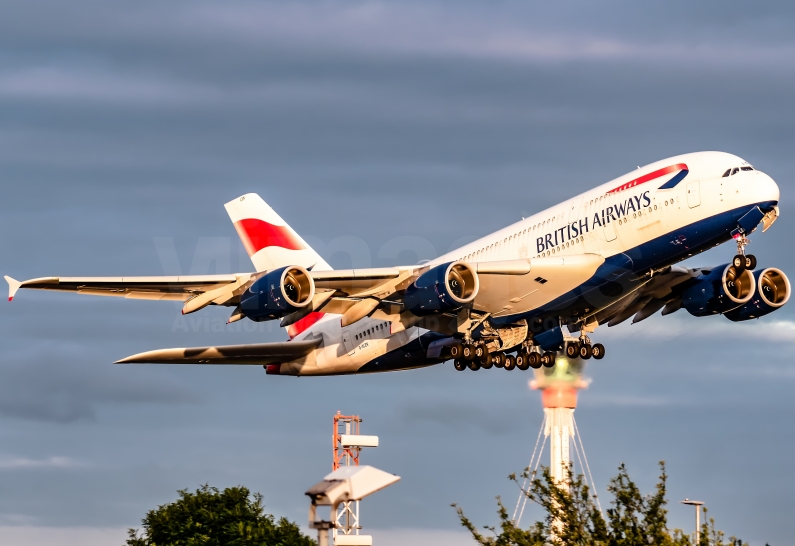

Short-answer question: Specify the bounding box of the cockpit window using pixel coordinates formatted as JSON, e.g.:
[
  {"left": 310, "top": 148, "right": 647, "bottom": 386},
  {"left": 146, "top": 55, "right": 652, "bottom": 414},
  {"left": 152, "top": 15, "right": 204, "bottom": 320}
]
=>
[{"left": 724, "top": 165, "right": 755, "bottom": 177}]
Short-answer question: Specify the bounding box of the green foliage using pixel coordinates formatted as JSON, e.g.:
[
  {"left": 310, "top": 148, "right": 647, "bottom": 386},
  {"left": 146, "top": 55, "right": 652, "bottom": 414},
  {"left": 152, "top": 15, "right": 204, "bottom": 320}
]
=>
[
  {"left": 125, "top": 484, "right": 315, "bottom": 546},
  {"left": 455, "top": 462, "right": 744, "bottom": 546}
]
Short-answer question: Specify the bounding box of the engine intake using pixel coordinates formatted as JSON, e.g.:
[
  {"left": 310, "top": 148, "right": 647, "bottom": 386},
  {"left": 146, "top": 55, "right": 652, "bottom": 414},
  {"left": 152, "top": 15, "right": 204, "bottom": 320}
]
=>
[
  {"left": 404, "top": 261, "right": 479, "bottom": 316},
  {"left": 681, "top": 263, "right": 755, "bottom": 317},
  {"left": 724, "top": 267, "right": 790, "bottom": 322},
  {"left": 239, "top": 265, "right": 315, "bottom": 321}
]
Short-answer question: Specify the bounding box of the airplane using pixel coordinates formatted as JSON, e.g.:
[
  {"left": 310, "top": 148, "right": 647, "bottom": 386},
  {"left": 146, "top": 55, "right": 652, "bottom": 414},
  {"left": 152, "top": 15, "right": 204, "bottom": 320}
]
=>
[{"left": 5, "top": 151, "right": 788, "bottom": 376}]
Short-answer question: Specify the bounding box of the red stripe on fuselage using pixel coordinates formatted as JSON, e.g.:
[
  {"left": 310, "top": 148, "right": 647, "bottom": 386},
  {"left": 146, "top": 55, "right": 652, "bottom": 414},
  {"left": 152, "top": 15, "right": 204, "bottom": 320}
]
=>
[
  {"left": 606, "top": 163, "right": 688, "bottom": 194},
  {"left": 233, "top": 218, "right": 305, "bottom": 256},
  {"left": 287, "top": 311, "right": 325, "bottom": 339}
]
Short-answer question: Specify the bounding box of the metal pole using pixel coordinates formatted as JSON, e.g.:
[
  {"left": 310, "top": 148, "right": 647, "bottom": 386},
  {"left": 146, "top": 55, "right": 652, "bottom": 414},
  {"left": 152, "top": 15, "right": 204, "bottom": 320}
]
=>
[
  {"left": 695, "top": 505, "right": 700, "bottom": 544},
  {"left": 680, "top": 499, "right": 703, "bottom": 544}
]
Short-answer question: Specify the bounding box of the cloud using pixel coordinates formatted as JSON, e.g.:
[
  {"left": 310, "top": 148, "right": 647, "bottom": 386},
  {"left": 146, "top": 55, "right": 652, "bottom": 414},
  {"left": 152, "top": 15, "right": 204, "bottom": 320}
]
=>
[
  {"left": 0, "top": 456, "right": 86, "bottom": 470},
  {"left": 370, "top": 528, "right": 471, "bottom": 546},
  {"left": 4, "top": 1, "right": 791, "bottom": 66},
  {"left": 600, "top": 315, "right": 795, "bottom": 345},
  {"left": 0, "top": 344, "right": 203, "bottom": 423},
  {"left": 0, "top": 525, "right": 128, "bottom": 546},
  {"left": 580, "top": 393, "right": 675, "bottom": 408},
  {"left": 399, "top": 398, "right": 521, "bottom": 436}
]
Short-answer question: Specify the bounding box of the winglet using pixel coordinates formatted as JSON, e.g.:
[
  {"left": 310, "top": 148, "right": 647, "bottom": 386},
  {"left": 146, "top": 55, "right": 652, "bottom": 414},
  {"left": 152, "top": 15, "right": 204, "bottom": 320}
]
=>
[{"left": 4, "top": 276, "right": 22, "bottom": 302}]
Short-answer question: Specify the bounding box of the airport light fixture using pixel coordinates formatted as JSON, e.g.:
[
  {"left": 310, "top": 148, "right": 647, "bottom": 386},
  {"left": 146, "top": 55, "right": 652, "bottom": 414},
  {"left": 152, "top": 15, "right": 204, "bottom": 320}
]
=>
[
  {"left": 680, "top": 499, "right": 704, "bottom": 543},
  {"left": 306, "top": 465, "right": 400, "bottom": 546}
]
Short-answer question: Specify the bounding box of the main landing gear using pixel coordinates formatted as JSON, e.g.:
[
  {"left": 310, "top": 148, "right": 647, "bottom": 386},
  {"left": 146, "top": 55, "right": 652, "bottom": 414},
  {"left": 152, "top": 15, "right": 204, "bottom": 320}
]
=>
[
  {"left": 563, "top": 336, "right": 605, "bottom": 361},
  {"left": 732, "top": 233, "right": 757, "bottom": 271},
  {"left": 451, "top": 339, "right": 604, "bottom": 372}
]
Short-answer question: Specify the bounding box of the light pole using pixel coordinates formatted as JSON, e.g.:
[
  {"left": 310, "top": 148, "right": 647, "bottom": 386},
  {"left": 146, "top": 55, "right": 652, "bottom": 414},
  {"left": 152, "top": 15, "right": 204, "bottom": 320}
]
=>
[{"left": 680, "top": 499, "right": 704, "bottom": 543}]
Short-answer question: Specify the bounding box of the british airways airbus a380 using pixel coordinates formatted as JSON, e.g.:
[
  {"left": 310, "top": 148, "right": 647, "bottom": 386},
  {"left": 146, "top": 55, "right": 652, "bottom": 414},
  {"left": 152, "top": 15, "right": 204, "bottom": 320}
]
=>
[{"left": 5, "top": 151, "right": 787, "bottom": 375}]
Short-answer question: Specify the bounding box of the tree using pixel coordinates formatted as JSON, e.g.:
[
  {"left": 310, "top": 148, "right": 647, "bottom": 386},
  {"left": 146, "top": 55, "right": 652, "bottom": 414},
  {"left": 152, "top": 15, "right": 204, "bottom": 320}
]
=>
[
  {"left": 455, "top": 462, "right": 745, "bottom": 546},
  {"left": 125, "top": 484, "right": 315, "bottom": 546}
]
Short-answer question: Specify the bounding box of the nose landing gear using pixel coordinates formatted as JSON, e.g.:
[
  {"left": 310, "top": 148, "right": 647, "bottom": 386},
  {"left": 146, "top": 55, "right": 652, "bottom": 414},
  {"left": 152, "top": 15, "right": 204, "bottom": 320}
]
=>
[{"left": 732, "top": 234, "right": 757, "bottom": 271}]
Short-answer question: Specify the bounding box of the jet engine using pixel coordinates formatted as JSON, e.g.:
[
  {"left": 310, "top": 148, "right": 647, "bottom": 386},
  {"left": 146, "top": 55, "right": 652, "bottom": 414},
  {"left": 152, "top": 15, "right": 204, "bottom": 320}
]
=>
[
  {"left": 404, "top": 261, "right": 479, "bottom": 316},
  {"left": 681, "top": 264, "right": 756, "bottom": 317},
  {"left": 239, "top": 265, "right": 315, "bottom": 321},
  {"left": 724, "top": 267, "right": 790, "bottom": 321}
]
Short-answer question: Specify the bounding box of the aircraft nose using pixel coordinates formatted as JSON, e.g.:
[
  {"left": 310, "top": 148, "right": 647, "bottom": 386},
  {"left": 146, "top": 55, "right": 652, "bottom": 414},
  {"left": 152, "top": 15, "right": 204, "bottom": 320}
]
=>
[{"left": 760, "top": 172, "right": 781, "bottom": 206}]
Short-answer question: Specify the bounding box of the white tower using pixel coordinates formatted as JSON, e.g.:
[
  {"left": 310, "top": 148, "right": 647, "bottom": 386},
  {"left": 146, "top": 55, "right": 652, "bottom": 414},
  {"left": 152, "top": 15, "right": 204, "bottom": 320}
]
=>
[
  {"left": 545, "top": 407, "right": 574, "bottom": 486},
  {"left": 513, "top": 352, "right": 601, "bottom": 527}
]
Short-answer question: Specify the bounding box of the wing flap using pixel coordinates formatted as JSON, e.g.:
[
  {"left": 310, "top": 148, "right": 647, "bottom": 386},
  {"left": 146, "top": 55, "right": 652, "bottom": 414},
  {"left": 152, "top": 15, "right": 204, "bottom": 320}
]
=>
[{"left": 116, "top": 338, "right": 322, "bottom": 365}]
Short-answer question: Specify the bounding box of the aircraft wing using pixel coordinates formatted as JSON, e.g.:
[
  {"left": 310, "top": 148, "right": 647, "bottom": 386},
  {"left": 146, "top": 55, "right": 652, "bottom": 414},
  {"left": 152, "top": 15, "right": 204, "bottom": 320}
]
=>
[
  {"left": 116, "top": 338, "right": 322, "bottom": 364},
  {"left": 469, "top": 255, "right": 605, "bottom": 317},
  {"left": 4, "top": 273, "right": 254, "bottom": 309},
  {"left": 6, "top": 254, "right": 607, "bottom": 329},
  {"left": 590, "top": 265, "right": 703, "bottom": 326}
]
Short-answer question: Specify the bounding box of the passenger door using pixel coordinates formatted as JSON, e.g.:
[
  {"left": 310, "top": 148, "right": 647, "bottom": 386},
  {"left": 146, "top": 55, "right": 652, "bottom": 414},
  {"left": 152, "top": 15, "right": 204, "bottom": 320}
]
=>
[
  {"left": 341, "top": 329, "right": 356, "bottom": 356},
  {"left": 687, "top": 180, "right": 701, "bottom": 208}
]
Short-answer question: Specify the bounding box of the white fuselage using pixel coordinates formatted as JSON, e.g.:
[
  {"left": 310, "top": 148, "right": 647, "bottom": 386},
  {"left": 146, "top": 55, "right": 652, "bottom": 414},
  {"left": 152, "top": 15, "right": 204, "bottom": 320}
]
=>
[{"left": 277, "top": 151, "right": 780, "bottom": 376}]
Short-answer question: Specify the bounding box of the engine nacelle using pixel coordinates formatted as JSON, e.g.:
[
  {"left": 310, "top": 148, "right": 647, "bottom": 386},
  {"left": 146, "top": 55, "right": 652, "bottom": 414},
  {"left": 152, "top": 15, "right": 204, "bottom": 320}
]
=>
[
  {"left": 404, "top": 261, "right": 479, "bottom": 316},
  {"left": 239, "top": 265, "right": 315, "bottom": 321},
  {"left": 724, "top": 267, "right": 790, "bottom": 322},
  {"left": 681, "top": 263, "right": 756, "bottom": 317}
]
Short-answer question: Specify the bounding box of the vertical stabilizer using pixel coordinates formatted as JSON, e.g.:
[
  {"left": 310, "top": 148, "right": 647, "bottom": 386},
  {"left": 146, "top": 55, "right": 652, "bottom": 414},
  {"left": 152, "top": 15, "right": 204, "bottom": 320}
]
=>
[{"left": 225, "top": 193, "right": 332, "bottom": 273}]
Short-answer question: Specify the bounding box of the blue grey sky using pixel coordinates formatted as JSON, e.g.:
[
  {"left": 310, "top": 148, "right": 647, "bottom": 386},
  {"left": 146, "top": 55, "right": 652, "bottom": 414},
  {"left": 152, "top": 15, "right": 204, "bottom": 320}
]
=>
[{"left": 2, "top": 1, "right": 795, "bottom": 544}]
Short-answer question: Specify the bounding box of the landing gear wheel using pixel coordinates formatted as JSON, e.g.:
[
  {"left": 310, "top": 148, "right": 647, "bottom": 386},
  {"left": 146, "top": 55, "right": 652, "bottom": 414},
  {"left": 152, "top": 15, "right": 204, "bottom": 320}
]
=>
[
  {"left": 462, "top": 344, "right": 475, "bottom": 361},
  {"left": 504, "top": 355, "right": 517, "bottom": 370},
  {"left": 565, "top": 342, "right": 580, "bottom": 359},
  {"left": 481, "top": 356, "right": 494, "bottom": 370},
  {"left": 542, "top": 352, "right": 556, "bottom": 368},
  {"left": 579, "top": 343, "right": 592, "bottom": 360},
  {"left": 490, "top": 352, "right": 504, "bottom": 369},
  {"left": 447, "top": 343, "right": 463, "bottom": 360},
  {"left": 475, "top": 344, "right": 490, "bottom": 365},
  {"left": 733, "top": 254, "right": 746, "bottom": 271},
  {"left": 453, "top": 359, "right": 466, "bottom": 371},
  {"left": 467, "top": 360, "right": 481, "bottom": 371},
  {"left": 591, "top": 343, "right": 605, "bottom": 360},
  {"left": 745, "top": 254, "right": 757, "bottom": 270},
  {"left": 528, "top": 352, "right": 542, "bottom": 369}
]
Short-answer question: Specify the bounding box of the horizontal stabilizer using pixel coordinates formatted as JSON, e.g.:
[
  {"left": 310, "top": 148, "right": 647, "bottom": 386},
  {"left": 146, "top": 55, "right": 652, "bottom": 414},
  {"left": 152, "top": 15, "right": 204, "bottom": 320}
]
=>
[{"left": 116, "top": 338, "right": 321, "bottom": 365}]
